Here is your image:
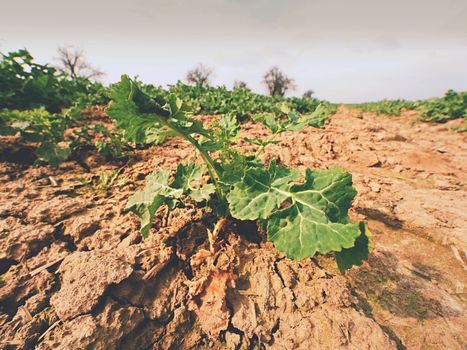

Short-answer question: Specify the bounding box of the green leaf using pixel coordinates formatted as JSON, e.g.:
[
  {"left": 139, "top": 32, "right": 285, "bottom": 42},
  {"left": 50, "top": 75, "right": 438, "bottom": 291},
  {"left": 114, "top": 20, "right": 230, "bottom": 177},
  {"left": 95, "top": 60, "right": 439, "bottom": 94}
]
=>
[
  {"left": 252, "top": 104, "right": 332, "bottom": 137},
  {"left": 300, "top": 104, "right": 333, "bottom": 129},
  {"left": 252, "top": 113, "right": 281, "bottom": 133},
  {"left": 126, "top": 170, "right": 183, "bottom": 209},
  {"left": 190, "top": 185, "right": 216, "bottom": 202},
  {"left": 292, "top": 168, "right": 356, "bottom": 223},
  {"left": 282, "top": 104, "right": 331, "bottom": 131},
  {"left": 172, "top": 163, "right": 215, "bottom": 202},
  {"left": 279, "top": 102, "right": 291, "bottom": 115},
  {"left": 228, "top": 164, "right": 360, "bottom": 260},
  {"left": 266, "top": 168, "right": 360, "bottom": 259},
  {"left": 216, "top": 113, "right": 239, "bottom": 148},
  {"left": 144, "top": 126, "right": 177, "bottom": 145},
  {"left": 163, "top": 96, "right": 213, "bottom": 140},
  {"left": 109, "top": 76, "right": 218, "bottom": 146},
  {"left": 227, "top": 160, "right": 301, "bottom": 220},
  {"left": 35, "top": 141, "right": 71, "bottom": 166},
  {"left": 335, "top": 221, "right": 374, "bottom": 273},
  {"left": 107, "top": 75, "right": 165, "bottom": 144},
  {"left": 244, "top": 137, "right": 280, "bottom": 147},
  {"left": 126, "top": 170, "right": 182, "bottom": 237},
  {"left": 133, "top": 196, "right": 165, "bottom": 238},
  {"left": 217, "top": 151, "right": 256, "bottom": 185},
  {"left": 267, "top": 206, "right": 360, "bottom": 260},
  {"left": 127, "top": 164, "right": 215, "bottom": 236}
]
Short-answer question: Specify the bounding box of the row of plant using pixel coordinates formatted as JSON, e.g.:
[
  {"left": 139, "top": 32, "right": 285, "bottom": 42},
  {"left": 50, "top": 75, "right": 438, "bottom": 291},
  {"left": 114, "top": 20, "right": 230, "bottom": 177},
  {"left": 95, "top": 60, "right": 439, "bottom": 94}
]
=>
[
  {"left": 0, "top": 49, "right": 333, "bottom": 121},
  {"left": 416, "top": 90, "right": 467, "bottom": 123},
  {"left": 0, "top": 95, "right": 333, "bottom": 167},
  {"left": 143, "top": 81, "right": 336, "bottom": 121},
  {"left": 352, "top": 89, "right": 466, "bottom": 123},
  {"left": 2, "top": 48, "right": 464, "bottom": 168},
  {"left": 0, "top": 49, "right": 336, "bottom": 165},
  {"left": 350, "top": 99, "right": 415, "bottom": 116}
]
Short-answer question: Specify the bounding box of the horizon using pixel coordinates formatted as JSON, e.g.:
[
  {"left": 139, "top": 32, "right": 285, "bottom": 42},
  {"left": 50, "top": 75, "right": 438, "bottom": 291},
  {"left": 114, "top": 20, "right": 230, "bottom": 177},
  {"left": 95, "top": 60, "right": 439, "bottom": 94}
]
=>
[{"left": 1, "top": 0, "right": 466, "bottom": 103}]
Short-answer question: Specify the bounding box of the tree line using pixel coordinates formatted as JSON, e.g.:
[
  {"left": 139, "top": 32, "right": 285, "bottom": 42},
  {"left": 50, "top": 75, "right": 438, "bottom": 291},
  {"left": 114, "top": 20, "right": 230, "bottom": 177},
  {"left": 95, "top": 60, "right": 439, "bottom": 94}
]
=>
[{"left": 56, "top": 47, "right": 314, "bottom": 98}]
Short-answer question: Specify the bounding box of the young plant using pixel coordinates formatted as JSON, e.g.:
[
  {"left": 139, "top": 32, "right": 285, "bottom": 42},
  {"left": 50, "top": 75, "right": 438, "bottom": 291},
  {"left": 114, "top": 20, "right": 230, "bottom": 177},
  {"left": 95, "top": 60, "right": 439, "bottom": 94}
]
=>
[
  {"left": 0, "top": 108, "right": 71, "bottom": 165},
  {"left": 77, "top": 167, "right": 130, "bottom": 194},
  {"left": 108, "top": 75, "right": 371, "bottom": 272},
  {"left": 69, "top": 123, "right": 126, "bottom": 159}
]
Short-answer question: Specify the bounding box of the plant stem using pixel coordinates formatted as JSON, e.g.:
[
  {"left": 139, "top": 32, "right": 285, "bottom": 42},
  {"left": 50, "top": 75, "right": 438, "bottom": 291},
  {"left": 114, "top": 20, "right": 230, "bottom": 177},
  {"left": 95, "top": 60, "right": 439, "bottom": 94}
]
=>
[
  {"left": 182, "top": 133, "right": 220, "bottom": 180},
  {"left": 208, "top": 218, "right": 226, "bottom": 254},
  {"left": 255, "top": 130, "right": 281, "bottom": 157},
  {"left": 154, "top": 115, "right": 222, "bottom": 193}
]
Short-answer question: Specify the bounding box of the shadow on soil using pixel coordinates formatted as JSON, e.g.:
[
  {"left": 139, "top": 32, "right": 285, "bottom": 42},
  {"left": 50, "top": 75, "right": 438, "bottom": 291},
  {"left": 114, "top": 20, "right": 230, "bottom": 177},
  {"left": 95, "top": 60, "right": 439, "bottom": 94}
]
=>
[
  {"left": 356, "top": 208, "right": 404, "bottom": 230},
  {"left": 350, "top": 250, "right": 458, "bottom": 320},
  {"left": 348, "top": 250, "right": 461, "bottom": 350}
]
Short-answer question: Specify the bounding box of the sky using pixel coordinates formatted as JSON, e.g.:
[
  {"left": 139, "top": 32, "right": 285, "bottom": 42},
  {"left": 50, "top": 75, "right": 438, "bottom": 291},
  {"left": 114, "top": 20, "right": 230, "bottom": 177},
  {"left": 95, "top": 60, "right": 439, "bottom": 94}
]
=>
[{"left": 1, "top": 0, "right": 466, "bottom": 102}]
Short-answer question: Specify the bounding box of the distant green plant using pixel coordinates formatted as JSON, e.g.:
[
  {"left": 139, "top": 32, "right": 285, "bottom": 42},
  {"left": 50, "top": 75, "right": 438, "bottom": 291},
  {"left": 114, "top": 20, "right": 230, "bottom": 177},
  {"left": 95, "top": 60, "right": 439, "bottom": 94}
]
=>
[
  {"left": 416, "top": 90, "right": 466, "bottom": 123},
  {"left": 0, "top": 108, "right": 71, "bottom": 165},
  {"left": 352, "top": 90, "right": 466, "bottom": 123},
  {"left": 77, "top": 168, "right": 130, "bottom": 194},
  {"left": 123, "top": 80, "right": 336, "bottom": 142},
  {"left": 0, "top": 49, "right": 108, "bottom": 113},
  {"left": 70, "top": 123, "right": 126, "bottom": 159},
  {"left": 0, "top": 108, "right": 126, "bottom": 165},
  {"left": 352, "top": 99, "right": 415, "bottom": 116},
  {"left": 108, "top": 75, "right": 370, "bottom": 272}
]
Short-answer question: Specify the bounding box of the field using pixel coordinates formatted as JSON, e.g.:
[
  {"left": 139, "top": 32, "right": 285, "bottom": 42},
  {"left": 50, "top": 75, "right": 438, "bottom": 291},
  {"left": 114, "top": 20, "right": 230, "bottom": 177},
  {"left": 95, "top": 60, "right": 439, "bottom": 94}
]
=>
[{"left": 1, "top": 50, "right": 466, "bottom": 349}]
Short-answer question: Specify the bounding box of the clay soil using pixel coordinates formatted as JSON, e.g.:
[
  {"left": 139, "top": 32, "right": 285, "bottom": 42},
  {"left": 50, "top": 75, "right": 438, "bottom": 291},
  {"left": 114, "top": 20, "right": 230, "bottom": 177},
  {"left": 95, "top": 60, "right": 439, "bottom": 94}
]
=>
[{"left": 0, "top": 106, "right": 466, "bottom": 349}]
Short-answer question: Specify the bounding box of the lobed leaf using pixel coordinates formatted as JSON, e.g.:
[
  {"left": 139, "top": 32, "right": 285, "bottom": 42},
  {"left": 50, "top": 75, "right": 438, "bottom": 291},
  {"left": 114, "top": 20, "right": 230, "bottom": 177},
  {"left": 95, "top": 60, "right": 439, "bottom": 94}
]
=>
[
  {"left": 126, "top": 170, "right": 182, "bottom": 237},
  {"left": 267, "top": 206, "right": 360, "bottom": 260},
  {"left": 107, "top": 75, "right": 162, "bottom": 144},
  {"left": 172, "top": 163, "right": 215, "bottom": 202},
  {"left": 228, "top": 165, "right": 361, "bottom": 260},
  {"left": 294, "top": 104, "right": 331, "bottom": 129},
  {"left": 126, "top": 164, "right": 214, "bottom": 236},
  {"left": 227, "top": 160, "right": 300, "bottom": 220},
  {"left": 215, "top": 113, "right": 239, "bottom": 148}
]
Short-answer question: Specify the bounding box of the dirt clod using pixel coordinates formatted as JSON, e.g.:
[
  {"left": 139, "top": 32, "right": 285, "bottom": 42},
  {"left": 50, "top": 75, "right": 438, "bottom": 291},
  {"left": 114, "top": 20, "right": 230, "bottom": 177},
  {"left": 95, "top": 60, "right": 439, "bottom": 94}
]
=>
[{"left": 50, "top": 251, "right": 133, "bottom": 321}]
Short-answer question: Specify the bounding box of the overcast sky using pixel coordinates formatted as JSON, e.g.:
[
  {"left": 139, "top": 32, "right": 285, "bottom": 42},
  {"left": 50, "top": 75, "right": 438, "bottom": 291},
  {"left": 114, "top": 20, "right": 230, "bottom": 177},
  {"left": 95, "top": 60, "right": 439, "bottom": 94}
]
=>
[{"left": 1, "top": 0, "right": 466, "bottom": 102}]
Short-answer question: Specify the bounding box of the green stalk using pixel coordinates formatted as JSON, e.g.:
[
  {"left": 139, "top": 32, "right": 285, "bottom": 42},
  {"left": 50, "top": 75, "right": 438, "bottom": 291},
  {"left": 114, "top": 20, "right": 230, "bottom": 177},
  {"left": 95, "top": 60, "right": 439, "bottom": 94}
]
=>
[
  {"left": 255, "top": 130, "right": 282, "bottom": 157},
  {"left": 182, "top": 133, "right": 220, "bottom": 182},
  {"left": 154, "top": 115, "right": 222, "bottom": 192}
]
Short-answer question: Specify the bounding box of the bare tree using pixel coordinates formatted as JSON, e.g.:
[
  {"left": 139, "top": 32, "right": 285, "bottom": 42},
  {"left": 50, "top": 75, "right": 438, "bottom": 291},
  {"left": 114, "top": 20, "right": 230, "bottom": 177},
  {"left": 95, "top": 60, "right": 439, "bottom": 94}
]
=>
[
  {"left": 233, "top": 80, "right": 248, "bottom": 89},
  {"left": 56, "top": 46, "right": 104, "bottom": 80},
  {"left": 302, "top": 89, "right": 315, "bottom": 98},
  {"left": 262, "top": 66, "right": 296, "bottom": 97},
  {"left": 186, "top": 63, "right": 213, "bottom": 87}
]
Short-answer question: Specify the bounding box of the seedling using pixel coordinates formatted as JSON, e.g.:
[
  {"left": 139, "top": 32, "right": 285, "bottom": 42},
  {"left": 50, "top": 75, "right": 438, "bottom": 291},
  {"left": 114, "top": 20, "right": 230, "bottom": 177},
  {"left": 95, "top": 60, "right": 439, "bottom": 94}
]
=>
[
  {"left": 108, "top": 75, "right": 371, "bottom": 271},
  {"left": 77, "top": 167, "right": 130, "bottom": 194}
]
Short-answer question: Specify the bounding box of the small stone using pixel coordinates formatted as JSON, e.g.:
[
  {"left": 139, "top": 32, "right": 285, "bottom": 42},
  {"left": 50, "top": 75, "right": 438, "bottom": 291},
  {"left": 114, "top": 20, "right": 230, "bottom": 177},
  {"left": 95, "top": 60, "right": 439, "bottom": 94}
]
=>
[{"left": 369, "top": 182, "right": 381, "bottom": 193}]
